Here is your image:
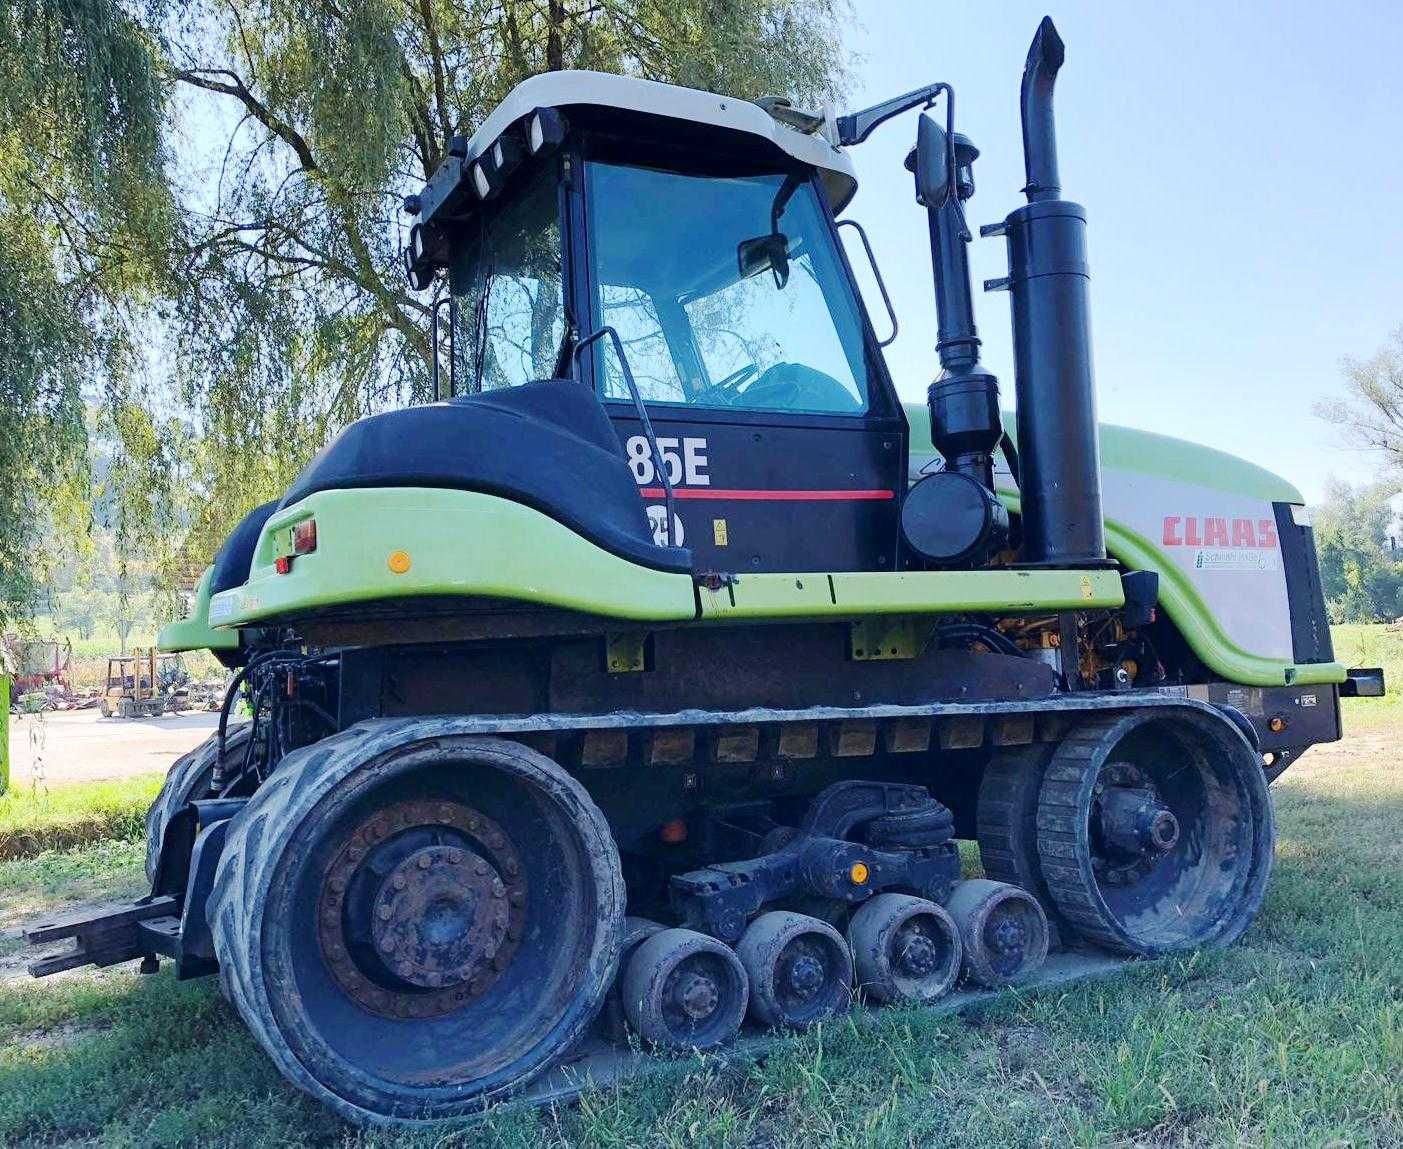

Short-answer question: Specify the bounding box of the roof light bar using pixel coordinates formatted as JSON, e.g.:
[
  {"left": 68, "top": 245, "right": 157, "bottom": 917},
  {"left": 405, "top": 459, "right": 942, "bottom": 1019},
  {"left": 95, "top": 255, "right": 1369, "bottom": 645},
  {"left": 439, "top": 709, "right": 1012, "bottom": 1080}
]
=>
[{"left": 528, "top": 107, "right": 566, "bottom": 154}]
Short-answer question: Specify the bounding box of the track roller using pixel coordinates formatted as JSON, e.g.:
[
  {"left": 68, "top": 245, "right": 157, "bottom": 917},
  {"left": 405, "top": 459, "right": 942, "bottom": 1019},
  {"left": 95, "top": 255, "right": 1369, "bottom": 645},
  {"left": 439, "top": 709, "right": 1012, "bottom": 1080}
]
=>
[
  {"left": 736, "top": 910, "right": 852, "bottom": 1028},
  {"left": 847, "top": 893, "right": 961, "bottom": 1004},
  {"left": 621, "top": 928, "right": 749, "bottom": 1050},
  {"left": 944, "top": 878, "right": 1049, "bottom": 987},
  {"left": 1036, "top": 708, "right": 1274, "bottom": 955},
  {"left": 209, "top": 723, "right": 624, "bottom": 1125}
]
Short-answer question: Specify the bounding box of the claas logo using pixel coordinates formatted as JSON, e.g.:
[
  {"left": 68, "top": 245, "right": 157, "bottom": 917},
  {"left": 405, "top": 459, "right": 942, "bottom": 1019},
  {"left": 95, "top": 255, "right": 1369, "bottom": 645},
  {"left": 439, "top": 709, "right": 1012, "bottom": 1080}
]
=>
[{"left": 1162, "top": 516, "right": 1278, "bottom": 549}]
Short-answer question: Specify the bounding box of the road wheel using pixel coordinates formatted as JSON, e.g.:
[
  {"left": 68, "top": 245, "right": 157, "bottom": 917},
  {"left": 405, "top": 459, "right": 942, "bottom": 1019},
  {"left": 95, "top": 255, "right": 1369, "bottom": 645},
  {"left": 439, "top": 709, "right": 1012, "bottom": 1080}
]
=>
[
  {"left": 944, "top": 878, "right": 1049, "bottom": 987},
  {"left": 848, "top": 893, "right": 961, "bottom": 1004},
  {"left": 209, "top": 723, "right": 623, "bottom": 1126},
  {"left": 144, "top": 724, "right": 252, "bottom": 883},
  {"left": 737, "top": 910, "right": 851, "bottom": 1028},
  {"left": 1036, "top": 708, "right": 1273, "bottom": 955},
  {"left": 621, "top": 928, "right": 749, "bottom": 1050}
]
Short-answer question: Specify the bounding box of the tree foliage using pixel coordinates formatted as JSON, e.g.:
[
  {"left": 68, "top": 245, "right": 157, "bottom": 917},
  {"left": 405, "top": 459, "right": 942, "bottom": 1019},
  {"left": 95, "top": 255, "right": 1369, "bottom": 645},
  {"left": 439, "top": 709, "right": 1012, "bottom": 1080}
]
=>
[
  {"left": 1313, "top": 478, "right": 1403, "bottom": 624},
  {"left": 0, "top": 0, "right": 177, "bottom": 623},
  {"left": 1317, "top": 326, "right": 1403, "bottom": 475},
  {"left": 163, "top": 0, "right": 850, "bottom": 564},
  {"left": 1, "top": 0, "right": 849, "bottom": 617}
]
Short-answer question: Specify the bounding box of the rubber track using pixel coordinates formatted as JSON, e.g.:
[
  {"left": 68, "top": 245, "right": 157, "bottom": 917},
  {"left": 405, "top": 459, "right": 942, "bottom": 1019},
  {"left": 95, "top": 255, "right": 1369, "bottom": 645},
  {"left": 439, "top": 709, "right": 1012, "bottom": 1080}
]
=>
[
  {"left": 207, "top": 719, "right": 624, "bottom": 1125},
  {"left": 143, "top": 724, "right": 251, "bottom": 883},
  {"left": 975, "top": 744, "right": 1053, "bottom": 890},
  {"left": 1034, "top": 715, "right": 1133, "bottom": 953}
]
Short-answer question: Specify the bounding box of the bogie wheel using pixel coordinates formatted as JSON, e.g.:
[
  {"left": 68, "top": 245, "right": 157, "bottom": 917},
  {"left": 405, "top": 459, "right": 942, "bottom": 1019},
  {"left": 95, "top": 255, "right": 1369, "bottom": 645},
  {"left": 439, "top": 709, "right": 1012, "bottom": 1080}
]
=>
[
  {"left": 944, "top": 878, "right": 1049, "bottom": 987},
  {"left": 144, "top": 724, "right": 252, "bottom": 883},
  {"left": 621, "top": 928, "right": 749, "bottom": 1050},
  {"left": 737, "top": 911, "right": 852, "bottom": 1028},
  {"left": 601, "top": 917, "right": 667, "bottom": 1042},
  {"left": 976, "top": 743, "right": 1066, "bottom": 947},
  {"left": 1036, "top": 708, "right": 1273, "bottom": 955},
  {"left": 847, "top": 893, "right": 961, "bottom": 1004},
  {"left": 209, "top": 722, "right": 624, "bottom": 1126}
]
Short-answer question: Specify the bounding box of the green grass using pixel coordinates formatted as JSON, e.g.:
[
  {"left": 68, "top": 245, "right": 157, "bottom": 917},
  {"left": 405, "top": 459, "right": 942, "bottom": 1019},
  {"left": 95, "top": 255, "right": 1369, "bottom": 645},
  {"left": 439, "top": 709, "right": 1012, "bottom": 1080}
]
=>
[
  {"left": 1334, "top": 623, "right": 1403, "bottom": 731},
  {"left": 0, "top": 774, "right": 164, "bottom": 860},
  {"left": 0, "top": 841, "right": 148, "bottom": 966},
  {"left": 1, "top": 737, "right": 1399, "bottom": 1148}
]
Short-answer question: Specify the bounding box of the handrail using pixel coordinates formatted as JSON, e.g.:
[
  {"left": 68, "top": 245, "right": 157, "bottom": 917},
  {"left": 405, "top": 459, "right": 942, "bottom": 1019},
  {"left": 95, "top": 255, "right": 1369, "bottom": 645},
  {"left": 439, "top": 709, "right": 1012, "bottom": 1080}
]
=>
[{"left": 573, "top": 326, "right": 678, "bottom": 547}]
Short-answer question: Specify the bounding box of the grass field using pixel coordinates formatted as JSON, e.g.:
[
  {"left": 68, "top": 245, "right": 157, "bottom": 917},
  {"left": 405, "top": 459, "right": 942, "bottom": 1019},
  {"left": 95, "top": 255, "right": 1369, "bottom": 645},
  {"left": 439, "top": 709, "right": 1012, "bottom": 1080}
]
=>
[{"left": 0, "top": 629, "right": 1399, "bottom": 1147}]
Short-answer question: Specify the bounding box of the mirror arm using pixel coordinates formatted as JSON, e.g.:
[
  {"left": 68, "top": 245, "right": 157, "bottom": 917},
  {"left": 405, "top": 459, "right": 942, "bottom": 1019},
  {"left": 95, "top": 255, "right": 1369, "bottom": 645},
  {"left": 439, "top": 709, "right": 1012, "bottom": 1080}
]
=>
[{"left": 837, "top": 82, "right": 951, "bottom": 146}]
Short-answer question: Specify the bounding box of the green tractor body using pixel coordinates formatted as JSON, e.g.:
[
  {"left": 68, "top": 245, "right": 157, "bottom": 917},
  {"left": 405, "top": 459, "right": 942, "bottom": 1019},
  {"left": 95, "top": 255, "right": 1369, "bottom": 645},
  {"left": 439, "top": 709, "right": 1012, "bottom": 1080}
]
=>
[{"left": 32, "top": 20, "right": 1382, "bottom": 1128}]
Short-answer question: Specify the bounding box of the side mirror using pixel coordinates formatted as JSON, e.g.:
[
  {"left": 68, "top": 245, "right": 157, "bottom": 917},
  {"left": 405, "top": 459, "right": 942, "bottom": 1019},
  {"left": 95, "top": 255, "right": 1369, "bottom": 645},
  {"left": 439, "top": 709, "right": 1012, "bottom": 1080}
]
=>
[
  {"left": 911, "top": 112, "right": 950, "bottom": 208},
  {"left": 737, "top": 232, "right": 791, "bottom": 288}
]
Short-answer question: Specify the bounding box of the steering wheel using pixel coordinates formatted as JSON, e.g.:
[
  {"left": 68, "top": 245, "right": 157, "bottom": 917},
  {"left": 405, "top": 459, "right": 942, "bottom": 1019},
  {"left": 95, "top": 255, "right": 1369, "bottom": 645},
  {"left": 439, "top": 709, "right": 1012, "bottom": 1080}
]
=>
[
  {"left": 738, "top": 362, "right": 863, "bottom": 413},
  {"left": 693, "top": 362, "right": 759, "bottom": 406}
]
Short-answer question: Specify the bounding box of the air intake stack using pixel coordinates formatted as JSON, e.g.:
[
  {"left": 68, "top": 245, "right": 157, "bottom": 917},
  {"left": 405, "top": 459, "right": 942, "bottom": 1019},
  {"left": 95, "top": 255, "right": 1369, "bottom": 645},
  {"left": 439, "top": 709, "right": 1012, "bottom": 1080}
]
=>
[{"left": 985, "top": 16, "right": 1106, "bottom": 565}]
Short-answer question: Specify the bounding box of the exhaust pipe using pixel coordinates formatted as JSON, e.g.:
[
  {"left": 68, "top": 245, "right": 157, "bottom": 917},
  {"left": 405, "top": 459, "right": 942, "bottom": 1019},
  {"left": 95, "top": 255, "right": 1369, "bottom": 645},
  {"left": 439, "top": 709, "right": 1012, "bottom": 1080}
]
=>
[{"left": 985, "top": 17, "right": 1106, "bottom": 565}]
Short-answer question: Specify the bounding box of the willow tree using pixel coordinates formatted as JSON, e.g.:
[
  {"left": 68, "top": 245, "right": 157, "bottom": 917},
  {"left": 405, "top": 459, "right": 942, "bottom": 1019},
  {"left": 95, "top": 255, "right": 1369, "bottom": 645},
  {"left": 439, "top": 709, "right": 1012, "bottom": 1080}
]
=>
[
  {"left": 162, "top": 0, "right": 849, "bottom": 565},
  {"left": 0, "top": 0, "right": 177, "bottom": 625}
]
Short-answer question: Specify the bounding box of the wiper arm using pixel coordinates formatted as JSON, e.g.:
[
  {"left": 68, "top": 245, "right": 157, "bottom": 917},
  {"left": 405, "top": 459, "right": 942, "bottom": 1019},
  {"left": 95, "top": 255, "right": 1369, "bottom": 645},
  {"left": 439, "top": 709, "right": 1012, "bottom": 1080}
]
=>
[
  {"left": 552, "top": 319, "right": 577, "bottom": 380},
  {"left": 471, "top": 272, "right": 492, "bottom": 391}
]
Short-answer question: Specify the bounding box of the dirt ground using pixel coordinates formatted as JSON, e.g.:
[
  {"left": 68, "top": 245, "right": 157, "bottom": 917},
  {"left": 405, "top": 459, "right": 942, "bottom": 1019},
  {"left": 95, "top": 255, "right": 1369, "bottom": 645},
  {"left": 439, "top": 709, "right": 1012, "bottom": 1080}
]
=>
[{"left": 5, "top": 709, "right": 221, "bottom": 788}]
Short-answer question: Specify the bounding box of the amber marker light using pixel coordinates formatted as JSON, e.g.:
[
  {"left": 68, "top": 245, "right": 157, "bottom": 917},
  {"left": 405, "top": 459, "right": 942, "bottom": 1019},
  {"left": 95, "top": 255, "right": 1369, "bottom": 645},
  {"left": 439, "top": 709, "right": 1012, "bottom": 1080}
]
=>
[
  {"left": 388, "top": 550, "right": 412, "bottom": 574},
  {"left": 850, "top": 861, "right": 870, "bottom": 885}
]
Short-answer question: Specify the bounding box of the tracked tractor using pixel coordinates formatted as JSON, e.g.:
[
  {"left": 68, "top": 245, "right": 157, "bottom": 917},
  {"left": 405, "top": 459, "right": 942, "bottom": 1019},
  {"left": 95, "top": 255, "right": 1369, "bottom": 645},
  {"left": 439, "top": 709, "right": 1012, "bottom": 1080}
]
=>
[{"left": 26, "top": 18, "right": 1383, "bottom": 1127}]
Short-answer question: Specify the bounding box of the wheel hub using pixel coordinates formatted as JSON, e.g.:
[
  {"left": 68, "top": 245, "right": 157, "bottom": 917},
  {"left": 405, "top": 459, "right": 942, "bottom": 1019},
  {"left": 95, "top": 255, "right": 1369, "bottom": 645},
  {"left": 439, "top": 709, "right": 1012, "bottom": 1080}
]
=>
[
  {"left": 1091, "top": 763, "right": 1180, "bottom": 887},
  {"left": 987, "top": 913, "right": 1025, "bottom": 955},
  {"left": 1098, "top": 786, "right": 1179, "bottom": 855},
  {"left": 672, "top": 969, "right": 721, "bottom": 1020},
  {"left": 785, "top": 951, "right": 826, "bottom": 999},
  {"left": 317, "top": 799, "right": 528, "bottom": 1018},
  {"left": 371, "top": 846, "right": 508, "bottom": 989},
  {"left": 893, "top": 926, "right": 938, "bottom": 977}
]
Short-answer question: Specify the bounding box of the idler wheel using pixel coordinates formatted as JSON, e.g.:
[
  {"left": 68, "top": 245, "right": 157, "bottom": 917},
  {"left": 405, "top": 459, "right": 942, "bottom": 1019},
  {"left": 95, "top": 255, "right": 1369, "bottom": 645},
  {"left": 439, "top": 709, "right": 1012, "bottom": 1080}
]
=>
[
  {"left": 847, "top": 893, "right": 962, "bottom": 1004},
  {"left": 1037, "top": 709, "right": 1274, "bottom": 955},
  {"left": 736, "top": 911, "right": 852, "bottom": 1028},
  {"left": 944, "top": 878, "right": 1049, "bottom": 987},
  {"left": 621, "top": 928, "right": 749, "bottom": 1050}
]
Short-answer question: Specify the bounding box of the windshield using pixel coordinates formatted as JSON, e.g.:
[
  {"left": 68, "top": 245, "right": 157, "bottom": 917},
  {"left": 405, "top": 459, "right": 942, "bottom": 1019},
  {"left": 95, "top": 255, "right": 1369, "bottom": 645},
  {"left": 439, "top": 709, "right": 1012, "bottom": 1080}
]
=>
[
  {"left": 450, "top": 174, "right": 565, "bottom": 394},
  {"left": 586, "top": 163, "right": 871, "bottom": 414}
]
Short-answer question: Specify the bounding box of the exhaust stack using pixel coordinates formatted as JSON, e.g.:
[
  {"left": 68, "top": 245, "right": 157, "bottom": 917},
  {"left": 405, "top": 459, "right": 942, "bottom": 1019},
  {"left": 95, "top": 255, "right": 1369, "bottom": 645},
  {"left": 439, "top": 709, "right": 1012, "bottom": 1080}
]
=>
[{"left": 986, "top": 17, "right": 1106, "bottom": 565}]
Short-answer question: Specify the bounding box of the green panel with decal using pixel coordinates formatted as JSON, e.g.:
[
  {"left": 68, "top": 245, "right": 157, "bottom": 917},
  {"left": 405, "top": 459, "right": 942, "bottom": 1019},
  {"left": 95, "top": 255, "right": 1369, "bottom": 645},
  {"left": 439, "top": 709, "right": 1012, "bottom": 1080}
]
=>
[
  {"left": 207, "top": 488, "right": 699, "bottom": 627},
  {"left": 994, "top": 492, "right": 1344, "bottom": 687},
  {"left": 158, "top": 566, "right": 240, "bottom": 653}
]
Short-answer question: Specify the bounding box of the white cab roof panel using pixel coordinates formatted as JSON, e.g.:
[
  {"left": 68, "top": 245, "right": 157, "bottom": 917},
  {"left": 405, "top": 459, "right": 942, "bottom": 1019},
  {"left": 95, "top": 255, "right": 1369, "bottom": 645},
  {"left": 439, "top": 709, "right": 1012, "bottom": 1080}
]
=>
[{"left": 465, "top": 70, "right": 858, "bottom": 211}]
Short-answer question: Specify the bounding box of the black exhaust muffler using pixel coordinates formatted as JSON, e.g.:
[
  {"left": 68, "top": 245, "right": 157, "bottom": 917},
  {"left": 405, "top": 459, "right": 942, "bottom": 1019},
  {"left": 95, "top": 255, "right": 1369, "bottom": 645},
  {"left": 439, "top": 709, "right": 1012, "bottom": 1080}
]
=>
[{"left": 985, "top": 16, "right": 1106, "bottom": 566}]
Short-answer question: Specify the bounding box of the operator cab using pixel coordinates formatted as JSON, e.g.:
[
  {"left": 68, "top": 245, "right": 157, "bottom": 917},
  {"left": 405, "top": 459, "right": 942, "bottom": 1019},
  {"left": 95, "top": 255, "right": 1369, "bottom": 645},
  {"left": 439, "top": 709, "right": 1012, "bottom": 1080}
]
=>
[{"left": 410, "top": 73, "right": 907, "bottom": 573}]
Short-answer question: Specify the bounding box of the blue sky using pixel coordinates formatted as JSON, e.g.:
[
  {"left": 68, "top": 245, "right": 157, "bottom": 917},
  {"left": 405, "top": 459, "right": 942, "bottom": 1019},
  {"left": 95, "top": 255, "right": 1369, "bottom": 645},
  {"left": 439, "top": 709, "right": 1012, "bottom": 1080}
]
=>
[{"left": 838, "top": 0, "right": 1402, "bottom": 503}]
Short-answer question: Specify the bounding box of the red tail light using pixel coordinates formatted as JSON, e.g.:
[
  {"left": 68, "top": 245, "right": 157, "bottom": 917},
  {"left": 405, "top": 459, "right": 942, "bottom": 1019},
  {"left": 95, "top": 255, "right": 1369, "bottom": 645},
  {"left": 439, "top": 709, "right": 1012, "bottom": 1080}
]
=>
[{"left": 292, "top": 519, "right": 318, "bottom": 554}]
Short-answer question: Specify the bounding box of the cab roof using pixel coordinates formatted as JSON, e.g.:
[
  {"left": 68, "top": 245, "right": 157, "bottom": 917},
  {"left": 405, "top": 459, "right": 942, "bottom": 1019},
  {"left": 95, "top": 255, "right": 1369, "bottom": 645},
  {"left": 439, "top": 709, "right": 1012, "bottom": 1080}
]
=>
[{"left": 461, "top": 70, "right": 858, "bottom": 212}]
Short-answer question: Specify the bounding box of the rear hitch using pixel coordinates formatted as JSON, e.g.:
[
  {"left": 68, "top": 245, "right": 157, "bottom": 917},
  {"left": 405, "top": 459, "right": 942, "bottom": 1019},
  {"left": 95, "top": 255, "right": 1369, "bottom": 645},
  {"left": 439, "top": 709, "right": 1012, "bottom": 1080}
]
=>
[{"left": 25, "top": 896, "right": 178, "bottom": 978}]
